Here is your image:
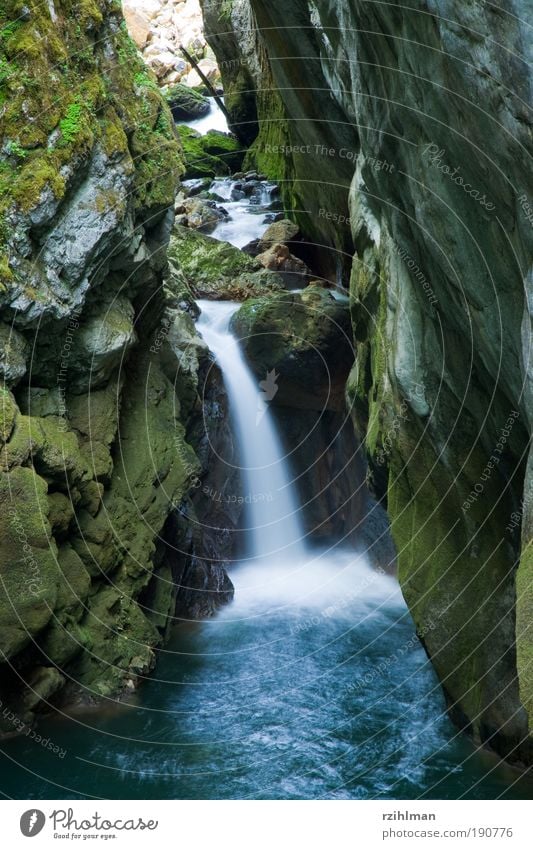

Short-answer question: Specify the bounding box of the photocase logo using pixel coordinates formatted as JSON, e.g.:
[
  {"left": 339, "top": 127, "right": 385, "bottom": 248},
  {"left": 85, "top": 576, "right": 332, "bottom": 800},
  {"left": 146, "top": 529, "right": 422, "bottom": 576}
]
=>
[
  {"left": 256, "top": 369, "right": 279, "bottom": 425},
  {"left": 20, "top": 810, "right": 46, "bottom": 837}
]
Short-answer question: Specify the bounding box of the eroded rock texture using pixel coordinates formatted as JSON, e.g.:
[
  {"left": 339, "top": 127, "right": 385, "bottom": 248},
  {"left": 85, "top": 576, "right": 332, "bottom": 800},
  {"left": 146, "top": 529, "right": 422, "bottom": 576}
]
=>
[
  {"left": 0, "top": 0, "right": 239, "bottom": 729},
  {"left": 205, "top": 0, "right": 533, "bottom": 763}
]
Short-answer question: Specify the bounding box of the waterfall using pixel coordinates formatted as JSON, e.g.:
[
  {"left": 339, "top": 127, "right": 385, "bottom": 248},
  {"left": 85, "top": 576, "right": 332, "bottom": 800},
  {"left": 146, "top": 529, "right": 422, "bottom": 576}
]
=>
[{"left": 197, "top": 299, "right": 306, "bottom": 561}]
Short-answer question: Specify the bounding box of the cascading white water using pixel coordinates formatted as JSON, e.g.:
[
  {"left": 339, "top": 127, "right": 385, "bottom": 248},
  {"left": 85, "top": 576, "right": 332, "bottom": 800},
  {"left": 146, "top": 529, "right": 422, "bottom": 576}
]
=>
[
  {"left": 209, "top": 178, "right": 279, "bottom": 248},
  {"left": 196, "top": 299, "right": 307, "bottom": 561}
]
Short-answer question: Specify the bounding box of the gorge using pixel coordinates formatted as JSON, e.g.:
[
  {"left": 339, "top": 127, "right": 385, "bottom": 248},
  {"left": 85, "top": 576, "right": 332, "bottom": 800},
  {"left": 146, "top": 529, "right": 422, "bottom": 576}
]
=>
[{"left": 0, "top": 0, "right": 532, "bottom": 800}]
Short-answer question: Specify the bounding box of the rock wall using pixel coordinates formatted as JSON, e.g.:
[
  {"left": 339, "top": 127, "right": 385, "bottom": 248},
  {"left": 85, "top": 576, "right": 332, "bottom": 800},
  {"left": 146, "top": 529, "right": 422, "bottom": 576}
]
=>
[
  {"left": 204, "top": 0, "right": 533, "bottom": 764},
  {"left": 0, "top": 0, "right": 237, "bottom": 729}
]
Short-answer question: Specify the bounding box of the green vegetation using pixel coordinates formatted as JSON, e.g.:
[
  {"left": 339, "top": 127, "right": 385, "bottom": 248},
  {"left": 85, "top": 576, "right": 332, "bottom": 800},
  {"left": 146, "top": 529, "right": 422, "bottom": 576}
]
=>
[{"left": 0, "top": 0, "right": 184, "bottom": 296}]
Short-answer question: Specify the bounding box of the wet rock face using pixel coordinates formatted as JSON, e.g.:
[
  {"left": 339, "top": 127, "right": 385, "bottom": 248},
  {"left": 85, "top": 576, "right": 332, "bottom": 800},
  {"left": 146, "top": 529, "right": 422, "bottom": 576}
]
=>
[
  {"left": 167, "top": 82, "right": 211, "bottom": 120},
  {"left": 0, "top": 1, "right": 236, "bottom": 728},
  {"left": 174, "top": 194, "right": 229, "bottom": 232},
  {"left": 123, "top": 0, "right": 220, "bottom": 88},
  {"left": 231, "top": 288, "right": 366, "bottom": 544},
  {"left": 177, "top": 126, "right": 245, "bottom": 178},
  {"left": 231, "top": 289, "right": 353, "bottom": 411},
  {"left": 207, "top": 0, "right": 533, "bottom": 762}
]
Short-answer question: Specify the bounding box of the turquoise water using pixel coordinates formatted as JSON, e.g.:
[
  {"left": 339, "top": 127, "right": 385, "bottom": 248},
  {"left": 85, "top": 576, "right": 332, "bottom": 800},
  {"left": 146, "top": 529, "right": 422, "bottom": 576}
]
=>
[{"left": 1, "top": 549, "right": 531, "bottom": 800}]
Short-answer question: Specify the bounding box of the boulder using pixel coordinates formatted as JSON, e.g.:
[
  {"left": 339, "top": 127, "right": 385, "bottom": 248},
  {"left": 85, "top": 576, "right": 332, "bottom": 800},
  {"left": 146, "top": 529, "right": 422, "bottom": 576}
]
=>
[
  {"left": 122, "top": 0, "right": 161, "bottom": 48},
  {"left": 0, "top": 465, "right": 59, "bottom": 659},
  {"left": 0, "top": 386, "right": 18, "bottom": 443},
  {"left": 168, "top": 226, "right": 285, "bottom": 300},
  {"left": 177, "top": 126, "right": 234, "bottom": 179},
  {"left": 174, "top": 196, "right": 228, "bottom": 232},
  {"left": 260, "top": 218, "right": 300, "bottom": 247}
]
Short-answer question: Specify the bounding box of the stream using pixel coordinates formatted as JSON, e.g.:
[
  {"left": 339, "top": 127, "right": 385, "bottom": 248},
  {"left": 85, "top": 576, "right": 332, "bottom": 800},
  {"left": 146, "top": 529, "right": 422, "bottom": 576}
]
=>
[{"left": 1, "top": 117, "right": 533, "bottom": 802}]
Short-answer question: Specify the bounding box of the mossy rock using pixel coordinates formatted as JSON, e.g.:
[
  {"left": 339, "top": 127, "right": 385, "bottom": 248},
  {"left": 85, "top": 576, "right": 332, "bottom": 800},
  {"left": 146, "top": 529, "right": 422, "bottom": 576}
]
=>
[
  {"left": 177, "top": 125, "right": 243, "bottom": 179},
  {"left": 167, "top": 83, "right": 210, "bottom": 120},
  {"left": 159, "top": 308, "right": 209, "bottom": 420},
  {"left": 0, "top": 322, "right": 28, "bottom": 385},
  {"left": 223, "top": 67, "right": 259, "bottom": 146},
  {"left": 31, "top": 416, "right": 89, "bottom": 488},
  {"left": 67, "top": 382, "right": 121, "bottom": 484},
  {"left": 167, "top": 225, "right": 285, "bottom": 300},
  {"left": 38, "top": 545, "right": 92, "bottom": 667},
  {"left": 19, "top": 666, "right": 66, "bottom": 714},
  {"left": 71, "top": 354, "right": 199, "bottom": 583},
  {"left": 0, "top": 413, "right": 35, "bottom": 470},
  {"left": 0, "top": 1, "right": 184, "bottom": 308},
  {"left": 47, "top": 491, "right": 75, "bottom": 537},
  {"left": 67, "top": 381, "right": 121, "bottom": 447},
  {"left": 200, "top": 130, "right": 245, "bottom": 174},
  {"left": 388, "top": 412, "right": 527, "bottom": 756},
  {"left": 70, "top": 296, "right": 137, "bottom": 393}
]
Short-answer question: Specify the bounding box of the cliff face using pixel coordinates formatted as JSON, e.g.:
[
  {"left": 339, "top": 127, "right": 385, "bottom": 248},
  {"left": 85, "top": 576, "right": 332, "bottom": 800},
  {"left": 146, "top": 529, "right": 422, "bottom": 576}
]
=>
[
  {"left": 205, "top": 0, "right": 533, "bottom": 763},
  {"left": 0, "top": 0, "right": 238, "bottom": 728}
]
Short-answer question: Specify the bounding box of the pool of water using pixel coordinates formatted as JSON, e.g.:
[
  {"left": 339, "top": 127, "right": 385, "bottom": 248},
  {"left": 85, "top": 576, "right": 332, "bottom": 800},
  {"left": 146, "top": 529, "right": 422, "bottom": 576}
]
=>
[{"left": 1, "top": 549, "right": 531, "bottom": 800}]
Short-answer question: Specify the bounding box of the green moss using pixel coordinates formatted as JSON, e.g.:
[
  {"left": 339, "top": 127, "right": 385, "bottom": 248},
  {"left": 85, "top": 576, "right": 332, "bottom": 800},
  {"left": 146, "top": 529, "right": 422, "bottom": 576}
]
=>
[
  {"left": 0, "top": 0, "right": 190, "bottom": 703},
  {"left": 38, "top": 544, "right": 92, "bottom": 666},
  {"left": 58, "top": 101, "right": 82, "bottom": 145},
  {"left": 388, "top": 415, "right": 521, "bottom": 742},
  {"left": 107, "top": 42, "right": 183, "bottom": 210},
  {"left": 231, "top": 289, "right": 352, "bottom": 403},
  {"left": 177, "top": 125, "right": 234, "bottom": 179},
  {"left": 73, "top": 585, "right": 160, "bottom": 696},
  {"left": 517, "top": 540, "right": 533, "bottom": 731},
  {"left": 100, "top": 110, "right": 129, "bottom": 158},
  {"left": 0, "top": 0, "right": 184, "bottom": 299},
  {"left": 201, "top": 130, "right": 244, "bottom": 173},
  {"left": 0, "top": 384, "right": 17, "bottom": 442},
  {"left": 0, "top": 20, "right": 22, "bottom": 44},
  {"left": 72, "top": 355, "right": 198, "bottom": 587},
  {"left": 219, "top": 0, "right": 234, "bottom": 20},
  {"left": 5, "top": 140, "right": 27, "bottom": 160},
  {"left": 0, "top": 252, "right": 13, "bottom": 287},
  {"left": 346, "top": 242, "right": 392, "bottom": 488},
  {"left": 32, "top": 416, "right": 89, "bottom": 486},
  {"left": 9, "top": 157, "right": 66, "bottom": 212}
]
